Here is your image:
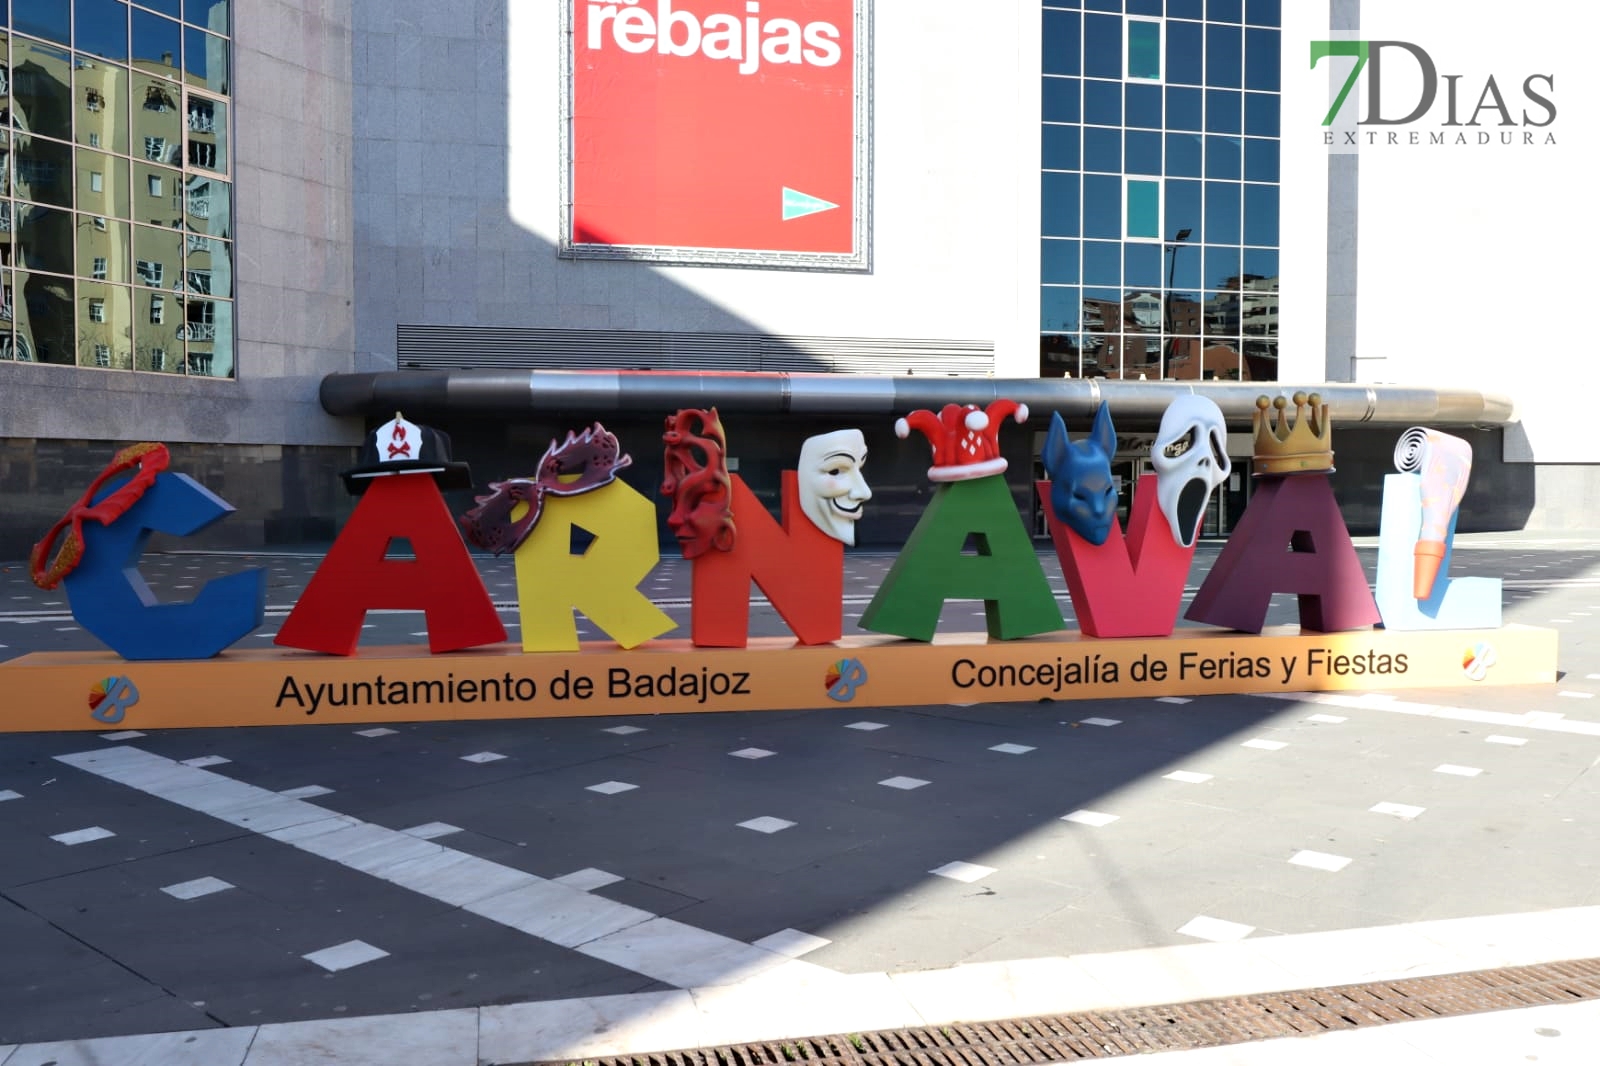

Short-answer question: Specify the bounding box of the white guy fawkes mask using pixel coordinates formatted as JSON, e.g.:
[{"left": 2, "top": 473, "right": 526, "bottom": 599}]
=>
[
  {"left": 798, "top": 429, "right": 872, "bottom": 545},
  {"left": 1150, "top": 395, "right": 1230, "bottom": 548}
]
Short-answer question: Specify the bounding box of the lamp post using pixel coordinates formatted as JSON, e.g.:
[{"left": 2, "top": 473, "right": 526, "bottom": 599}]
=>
[{"left": 1163, "top": 228, "right": 1191, "bottom": 377}]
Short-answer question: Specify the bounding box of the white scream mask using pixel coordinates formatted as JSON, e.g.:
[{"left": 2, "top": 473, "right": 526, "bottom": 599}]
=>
[
  {"left": 1151, "top": 395, "right": 1230, "bottom": 548},
  {"left": 797, "top": 429, "right": 871, "bottom": 545}
]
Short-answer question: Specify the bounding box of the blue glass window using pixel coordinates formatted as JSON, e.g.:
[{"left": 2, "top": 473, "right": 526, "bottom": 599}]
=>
[
  {"left": 1084, "top": 240, "right": 1122, "bottom": 286},
  {"left": 1085, "top": 79, "right": 1122, "bottom": 125},
  {"left": 1128, "top": 0, "right": 1163, "bottom": 14},
  {"left": 1126, "top": 83, "right": 1162, "bottom": 127},
  {"left": 1127, "top": 179, "right": 1160, "bottom": 238},
  {"left": 1042, "top": 241, "right": 1082, "bottom": 285},
  {"left": 1204, "top": 246, "right": 1242, "bottom": 290},
  {"left": 1244, "top": 137, "right": 1279, "bottom": 181},
  {"left": 1165, "top": 179, "right": 1203, "bottom": 246},
  {"left": 1206, "top": 89, "right": 1242, "bottom": 134},
  {"left": 1207, "top": 0, "right": 1243, "bottom": 23},
  {"left": 1168, "top": 0, "right": 1203, "bottom": 18},
  {"left": 1243, "top": 248, "right": 1279, "bottom": 282},
  {"left": 1204, "top": 181, "right": 1241, "bottom": 243},
  {"left": 1084, "top": 15, "right": 1123, "bottom": 78},
  {"left": 1084, "top": 127, "right": 1122, "bottom": 172},
  {"left": 1126, "top": 130, "right": 1162, "bottom": 174},
  {"left": 184, "top": 25, "right": 230, "bottom": 92},
  {"left": 1167, "top": 87, "right": 1203, "bottom": 129},
  {"left": 1206, "top": 24, "right": 1242, "bottom": 88},
  {"left": 14, "top": 0, "right": 72, "bottom": 43},
  {"left": 1085, "top": 0, "right": 1123, "bottom": 10},
  {"left": 1041, "top": 287, "right": 1084, "bottom": 333},
  {"left": 1042, "top": 173, "right": 1082, "bottom": 237},
  {"left": 1166, "top": 132, "right": 1202, "bottom": 176},
  {"left": 1043, "top": 125, "right": 1082, "bottom": 170},
  {"left": 1244, "top": 92, "right": 1279, "bottom": 136},
  {"left": 1043, "top": 77, "right": 1082, "bottom": 122},
  {"left": 1166, "top": 21, "right": 1202, "bottom": 85},
  {"left": 1084, "top": 175, "right": 1122, "bottom": 238},
  {"left": 1243, "top": 184, "right": 1279, "bottom": 246},
  {"left": 132, "top": 9, "right": 184, "bottom": 73},
  {"left": 1128, "top": 19, "right": 1161, "bottom": 80},
  {"left": 1246, "top": 0, "right": 1280, "bottom": 27},
  {"left": 1126, "top": 242, "right": 1162, "bottom": 287},
  {"left": 1244, "top": 29, "right": 1279, "bottom": 90},
  {"left": 76, "top": 0, "right": 129, "bottom": 60},
  {"left": 1043, "top": 10, "right": 1082, "bottom": 76},
  {"left": 1205, "top": 134, "right": 1241, "bottom": 178},
  {"left": 1165, "top": 242, "right": 1201, "bottom": 291}
]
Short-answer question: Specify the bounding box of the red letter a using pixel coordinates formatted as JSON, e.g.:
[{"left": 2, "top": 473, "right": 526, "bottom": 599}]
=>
[
  {"left": 275, "top": 475, "right": 506, "bottom": 655},
  {"left": 690, "top": 472, "right": 843, "bottom": 648},
  {"left": 1186, "top": 474, "right": 1380, "bottom": 634},
  {"left": 1038, "top": 473, "right": 1195, "bottom": 637}
]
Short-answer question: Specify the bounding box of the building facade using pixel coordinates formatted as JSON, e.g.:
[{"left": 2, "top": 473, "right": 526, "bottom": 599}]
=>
[{"left": 0, "top": 1, "right": 1595, "bottom": 559}]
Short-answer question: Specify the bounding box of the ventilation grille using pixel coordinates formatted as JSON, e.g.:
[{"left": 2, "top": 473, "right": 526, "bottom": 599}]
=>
[{"left": 395, "top": 326, "right": 994, "bottom": 376}]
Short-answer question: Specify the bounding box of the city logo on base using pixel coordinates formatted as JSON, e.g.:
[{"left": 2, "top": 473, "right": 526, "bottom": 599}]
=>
[
  {"left": 1462, "top": 642, "right": 1497, "bottom": 682},
  {"left": 825, "top": 658, "right": 867, "bottom": 702},
  {"left": 88, "top": 676, "right": 140, "bottom": 724}
]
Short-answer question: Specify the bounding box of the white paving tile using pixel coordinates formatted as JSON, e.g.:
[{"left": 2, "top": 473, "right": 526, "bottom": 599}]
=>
[
  {"left": 1062, "top": 809, "right": 1119, "bottom": 827},
  {"left": 691, "top": 970, "right": 919, "bottom": 1047},
  {"left": 929, "top": 860, "right": 996, "bottom": 883},
  {"left": 177, "top": 755, "right": 232, "bottom": 768},
  {"left": 1486, "top": 735, "right": 1529, "bottom": 746},
  {"left": 161, "top": 876, "right": 235, "bottom": 900},
  {"left": 355, "top": 727, "right": 398, "bottom": 737},
  {"left": 480, "top": 991, "right": 703, "bottom": 1064},
  {"left": 1178, "top": 915, "right": 1257, "bottom": 942},
  {"left": 461, "top": 751, "right": 507, "bottom": 763},
  {"left": 302, "top": 939, "right": 390, "bottom": 972},
  {"left": 879, "top": 776, "right": 930, "bottom": 790},
  {"left": 99, "top": 730, "right": 145, "bottom": 740},
  {"left": 278, "top": 785, "right": 334, "bottom": 799},
  {"left": 888, "top": 956, "right": 1112, "bottom": 1025},
  {"left": 1154, "top": 697, "right": 1191, "bottom": 705},
  {"left": 400, "top": 821, "right": 462, "bottom": 840},
  {"left": 1242, "top": 738, "right": 1287, "bottom": 751},
  {"left": 1370, "top": 801, "right": 1426, "bottom": 820},
  {"left": 737, "top": 816, "right": 795, "bottom": 834},
  {"left": 469, "top": 881, "right": 659, "bottom": 949},
  {"left": 0, "top": 789, "right": 21, "bottom": 802},
  {"left": 1163, "top": 771, "right": 1213, "bottom": 784},
  {"left": 588, "top": 781, "right": 639, "bottom": 795},
  {"left": 1558, "top": 690, "right": 1594, "bottom": 699},
  {"left": 247, "top": 1009, "right": 478, "bottom": 1066},
  {"left": 51, "top": 826, "right": 115, "bottom": 846},
  {"left": 603, "top": 725, "right": 647, "bottom": 735},
  {"left": 845, "top": 721, "right": 888, "bottom": 731},
  {"left": 1306, "top": 713, "right": 1348, "bottom": 724},
  {"left": 752, "top": 928, "right": 833, "bottom": 958},
  {"left": 379, "top": 852, "right": 539, "bottom": 908},
  {"left": 580, "top": 917, "right": 799, "bottom": 989},
  {"left": 555, "top": 867, "right": 626, "bottom": 891},
  {"left": 1079, "top": 717, "right": 1123, "bottom": 726},
  {"left": 1289, "top": 850, "right": 1353, "bottom": 872},
  {"left": 729, "top": 747, "right": 776, "bottom": 759},
  {"left": 988, "top": 743, "right": 1035, "bottom": 754},
  {"left": 1435, "top": 764, "right": 1484, "bottom": 777},
  {"left": 1, "top": 1027, "right": 256, "bottom": 1066}
]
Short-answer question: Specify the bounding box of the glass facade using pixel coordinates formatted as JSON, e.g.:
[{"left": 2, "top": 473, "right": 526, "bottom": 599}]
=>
[
  {"left": 1040, "top": 0, "right": 1280, "bottom": 382},
  {"left": 2, "top": 0, "right": 233, "bottom": 376}
]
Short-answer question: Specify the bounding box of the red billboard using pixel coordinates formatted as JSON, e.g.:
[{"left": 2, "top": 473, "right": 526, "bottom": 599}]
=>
[{"left": 563, "top": 0, "right": 869, "bottom": 269}]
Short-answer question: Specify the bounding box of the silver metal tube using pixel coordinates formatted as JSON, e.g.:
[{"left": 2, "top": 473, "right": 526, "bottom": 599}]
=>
[{"left": 320, "top": 370, "right": 1516, "bottom": 429}]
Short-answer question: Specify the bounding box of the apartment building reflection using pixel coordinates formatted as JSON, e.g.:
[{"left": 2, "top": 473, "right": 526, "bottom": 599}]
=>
[
  {"left": 2, "top": 4, "right": 233, "bottom": 375},
  {"left": 1039, "top": 274, "right": 1278, "bottom": 382}
]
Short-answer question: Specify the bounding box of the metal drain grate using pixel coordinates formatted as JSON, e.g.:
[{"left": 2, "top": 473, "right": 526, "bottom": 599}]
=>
[{"left": 512, "top": 958, "right": 1600, "bottom": 1066}]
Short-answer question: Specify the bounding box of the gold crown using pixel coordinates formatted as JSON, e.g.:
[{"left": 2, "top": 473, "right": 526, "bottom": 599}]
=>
[{"left": 1252, "top": 392, "right": 1334, "bottom": 476}]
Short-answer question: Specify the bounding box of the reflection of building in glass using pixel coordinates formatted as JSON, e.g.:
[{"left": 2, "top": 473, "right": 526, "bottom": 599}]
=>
[
  {"left": 1039, "top": 4, "right": 1281, "bottom": 382},
  {"left": 1, "top": 3, "right": 233, "bottom": 375}
]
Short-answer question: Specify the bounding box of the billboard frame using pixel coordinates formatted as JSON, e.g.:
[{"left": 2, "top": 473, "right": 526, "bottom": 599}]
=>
[{"left": 557, "top": 0, "right": 873, "bottom": 272}]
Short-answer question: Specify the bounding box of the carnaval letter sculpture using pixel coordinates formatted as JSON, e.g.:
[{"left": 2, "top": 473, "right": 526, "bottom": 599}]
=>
[
  {"left": 32, "top": 443, "right": 267, "bottom": 661},
  {"left": 1037, "top": 405, "right": 1197, "bottom": 639},
  {"left": 1150, "top": 394, "right": 1232, "bottom": 548},
  {"left": 1373, "top": 428, "right": 1501, "bottom": 631},
  {"left": 1187, "top": 393, "right": 1381, "bottom": 634},
  {"left": 459, "top": 423, "right": 633, "bottom": 555},
  {"left": 661, "top": 408, "right": 736, "bottom": 558},
  {"left": 862, "top": 401, "right": 1064, "bottom": 642}
]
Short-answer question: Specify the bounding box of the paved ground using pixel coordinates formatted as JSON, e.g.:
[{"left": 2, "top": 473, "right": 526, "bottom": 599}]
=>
[{"left": 3, "top": 534, "right": 1600, "bottom": 1063}]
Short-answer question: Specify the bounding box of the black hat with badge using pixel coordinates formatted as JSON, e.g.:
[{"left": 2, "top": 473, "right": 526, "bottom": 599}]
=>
[{"left": 340, "top": 412, "right": 473, "bottom": 495}]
